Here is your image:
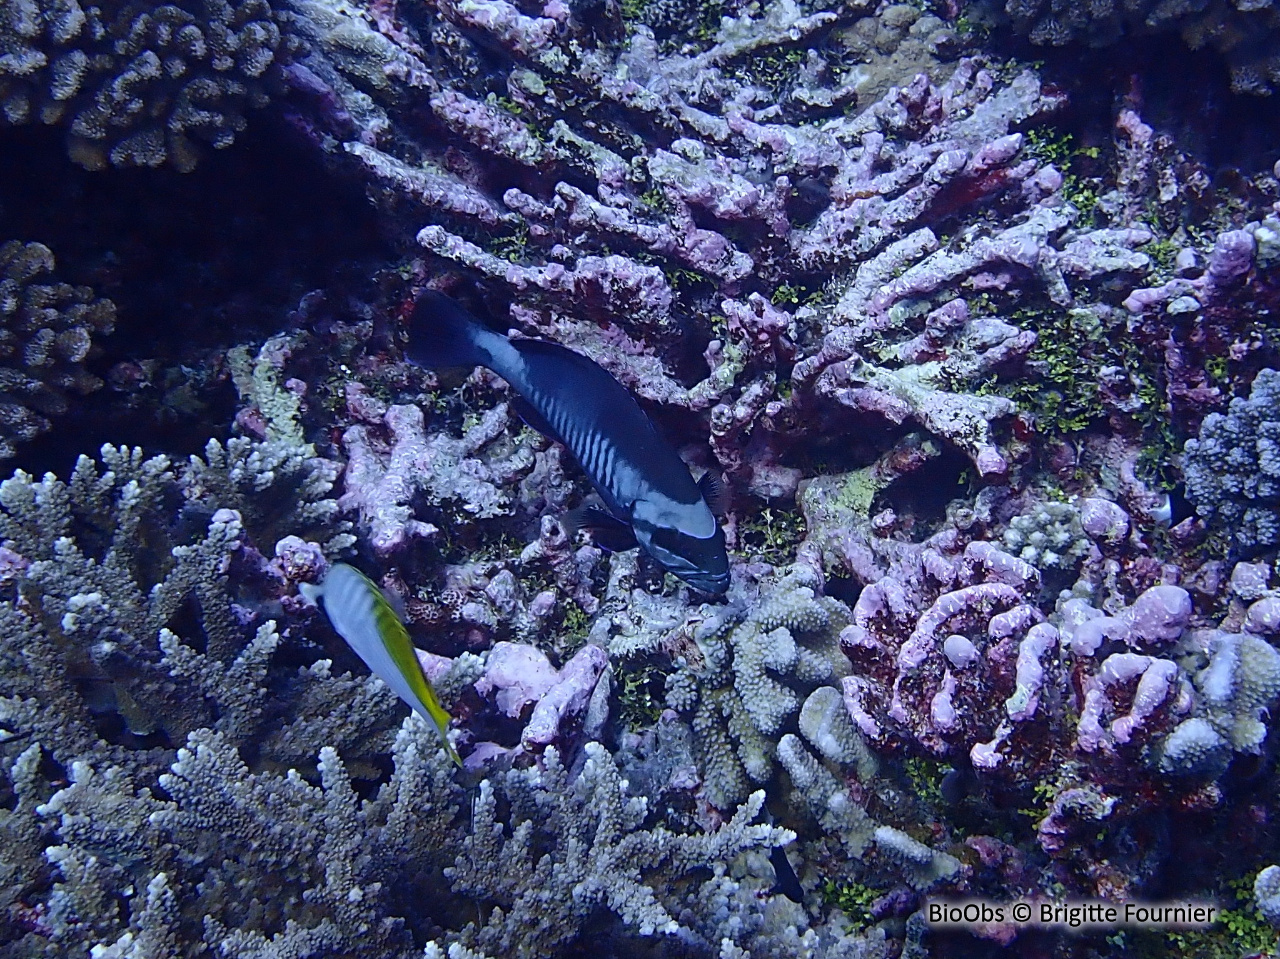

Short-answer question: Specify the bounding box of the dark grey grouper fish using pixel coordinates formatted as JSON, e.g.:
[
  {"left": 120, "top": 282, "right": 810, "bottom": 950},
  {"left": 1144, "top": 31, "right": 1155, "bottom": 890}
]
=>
[{"left": 407, "top": 291, "right": 730, "bottom": 595}]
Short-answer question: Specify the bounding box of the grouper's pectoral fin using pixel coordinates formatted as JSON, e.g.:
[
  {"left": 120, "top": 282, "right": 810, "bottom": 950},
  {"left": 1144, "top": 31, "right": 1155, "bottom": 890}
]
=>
[
  {"left": 697, "top": 471, "right": 728, "bottom": 519},
  {"left": 563, "top": 504, "right": 638, "bottom": 552}
]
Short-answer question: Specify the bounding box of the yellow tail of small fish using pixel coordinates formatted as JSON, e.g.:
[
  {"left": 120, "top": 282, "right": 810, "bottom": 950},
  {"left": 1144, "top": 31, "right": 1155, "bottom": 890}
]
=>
[{"left": 306, "top": 563, "right": 462, "bottom": 767}]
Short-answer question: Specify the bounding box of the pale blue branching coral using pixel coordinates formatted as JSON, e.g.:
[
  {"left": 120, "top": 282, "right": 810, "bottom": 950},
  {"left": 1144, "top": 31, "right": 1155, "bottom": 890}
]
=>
[
  {"left": 0, "top": 744, "right": 46, "bottom": 937},
  {"left": 1184, "top": 368, "right": 1280, "bottom": 553},
  {"left": 0, "top": 432, "right": 436, "bottom": 953},
  {"left": 0, "top": 447, "right": 251, "bottom": 767},
  {"left": 35, "top": 722, "right": 452, "bottom": 958},
  {"left": 1, "top": 461, "right": 470, "bottom": 956},
  {"left": 0, "top": 239, "right": 115, "bottom": 459},
  {"left": 0, "top": 434, "right": 874, "bottom": 956},
  {"left": 184, "top": 434, "right": 356, "bottom": 554},
  {"left": 0, "top": 0, "right": 284, "bottom": 169},
  {"left": 261, "top": 654, "right": 481, "bottom": 777},
  {"left": 664, "top": 567, "right": 851, "bottom": 809},
  {"left": 192, "top": 335, "right": 355, "bottom": 552},
  {"left": 0, "top": 437, "right": 355, "bottom": 774},
  {"left": 776, "top": 731, "right": 875, "bottom": 857},
  {"left": 446, "top": 743, "right": 796, "bottom": 957},
  {"left": 871, "top": 825, "right": 963, "bottom": 891},
  {"left": 775, "top": 686, "right": 879, "bottom": 856}
]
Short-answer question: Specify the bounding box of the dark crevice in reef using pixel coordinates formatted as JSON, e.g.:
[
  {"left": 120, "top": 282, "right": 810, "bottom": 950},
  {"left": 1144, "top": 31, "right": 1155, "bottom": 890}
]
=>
[
  {"left": 0, "top": 115, "right": 392, "bottom": 477},
  {"left": 0, "top": 117, "right": 391, "bottom": 356},
  {"left": 782, "top": 417, "right": 916, "bottom": 476},
  {"left": 987, "top": 27, "right": 1280, "bottom": 175},
  {"left": 12, "top": 376, "right": 241, "bottom": 483},
  {"left": 878, "top": 441, "right": 973, "bottom": 525}
]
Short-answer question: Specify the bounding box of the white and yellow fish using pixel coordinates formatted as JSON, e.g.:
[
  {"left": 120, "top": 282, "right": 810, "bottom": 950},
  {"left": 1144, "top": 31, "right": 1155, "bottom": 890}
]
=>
[{"left": 301, "top": 563, "right": 461, "bottom": 766}]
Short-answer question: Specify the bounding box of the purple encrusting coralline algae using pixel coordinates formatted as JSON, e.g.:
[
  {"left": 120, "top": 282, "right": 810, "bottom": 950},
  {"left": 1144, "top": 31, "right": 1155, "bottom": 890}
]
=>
[
  {"left": 305, "top": 21, "right": 1168, "bottom": 523},
  {"left": 403, "top": 55, "right": 1080, "bottom": 493},
  {"left": 7, "top": 0, "right": 1280, "bottom": 952}
]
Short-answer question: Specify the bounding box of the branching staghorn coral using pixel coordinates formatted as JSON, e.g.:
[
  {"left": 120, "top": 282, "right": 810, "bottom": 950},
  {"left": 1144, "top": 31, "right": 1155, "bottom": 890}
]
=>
[
  {"left": 447, "top": 743, "right": 796, "bottom": 957},
  {"left": 201, "top": 334, "right": 356, "bottom": 555},
  {"left": 36, "top": 723, "right": 448, "bottom": 958},
  {"left": 0, "top": 239, "right": 115, "bottom": 460},
  {"left": 413, "top": 56, "right": 1081, "bottom": 489},
  {"left": 0, "top": 446, "right": 249, "bottom": 770},
  {"left": 0, "top": 436, "right": 378, "bottom": 951},
  {"left": 0, "top": 433, "right": 356, "bottom": 769},
  {"left": 0, "top": 434, "right": 882, "bottom": 956},
  {"left": 26, "top": 716, "right": 809, "bottom": 958},
  {"left": 185, "top": 434, "right": 356, "bottom": 554}
]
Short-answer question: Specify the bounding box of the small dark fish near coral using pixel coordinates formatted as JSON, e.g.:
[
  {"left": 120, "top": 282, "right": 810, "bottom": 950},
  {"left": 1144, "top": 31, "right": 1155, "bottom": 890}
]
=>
[{"left": 407, "top": 291, "right": 731, "bottom": 595}]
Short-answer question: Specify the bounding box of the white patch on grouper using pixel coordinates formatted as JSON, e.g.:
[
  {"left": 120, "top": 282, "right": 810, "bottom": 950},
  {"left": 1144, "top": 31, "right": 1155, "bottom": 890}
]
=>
[{"left": 633, "top": 489, "right": 717, "bottom": 538}]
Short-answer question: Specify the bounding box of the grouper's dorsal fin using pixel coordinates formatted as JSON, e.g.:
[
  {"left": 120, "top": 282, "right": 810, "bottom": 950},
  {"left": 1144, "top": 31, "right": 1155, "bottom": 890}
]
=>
[{"left": 698, "top": 472, "right": 727, "bottom": 519}]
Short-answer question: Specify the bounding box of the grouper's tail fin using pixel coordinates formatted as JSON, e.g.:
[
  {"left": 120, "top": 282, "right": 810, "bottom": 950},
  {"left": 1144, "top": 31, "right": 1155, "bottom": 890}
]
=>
[{"left": 405, "top": 290, "right": 495, "bottom": 370}]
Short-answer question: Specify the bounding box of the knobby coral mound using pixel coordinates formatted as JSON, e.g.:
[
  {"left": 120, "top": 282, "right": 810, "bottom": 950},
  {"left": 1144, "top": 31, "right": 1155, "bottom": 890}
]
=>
[
  {"left": 840, "top": 540, "right": 1058, "bottom": 773},
  {"left": 1184, "top": 367, "right": 1280, "bottom": 554},
  {"left": 663, "top": 565, "right": 852, "bottom": 809},
  {"left": 0, "top": 0, "right": 285, "bottom": 169},
  {"left": 0, "top": 239, "right": 115, "bottom": 459}
]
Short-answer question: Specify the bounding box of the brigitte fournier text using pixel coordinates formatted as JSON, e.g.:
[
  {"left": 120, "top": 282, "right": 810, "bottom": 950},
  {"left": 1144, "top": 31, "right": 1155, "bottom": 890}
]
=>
[{"left": 926, "top": 899, "right": 1218, "bottom": 930}]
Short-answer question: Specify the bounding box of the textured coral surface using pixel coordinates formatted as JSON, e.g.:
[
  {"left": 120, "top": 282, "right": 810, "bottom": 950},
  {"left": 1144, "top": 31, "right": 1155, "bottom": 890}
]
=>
[{"left": 4, "top": 0, "right": 1280, "bottom": 953}]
